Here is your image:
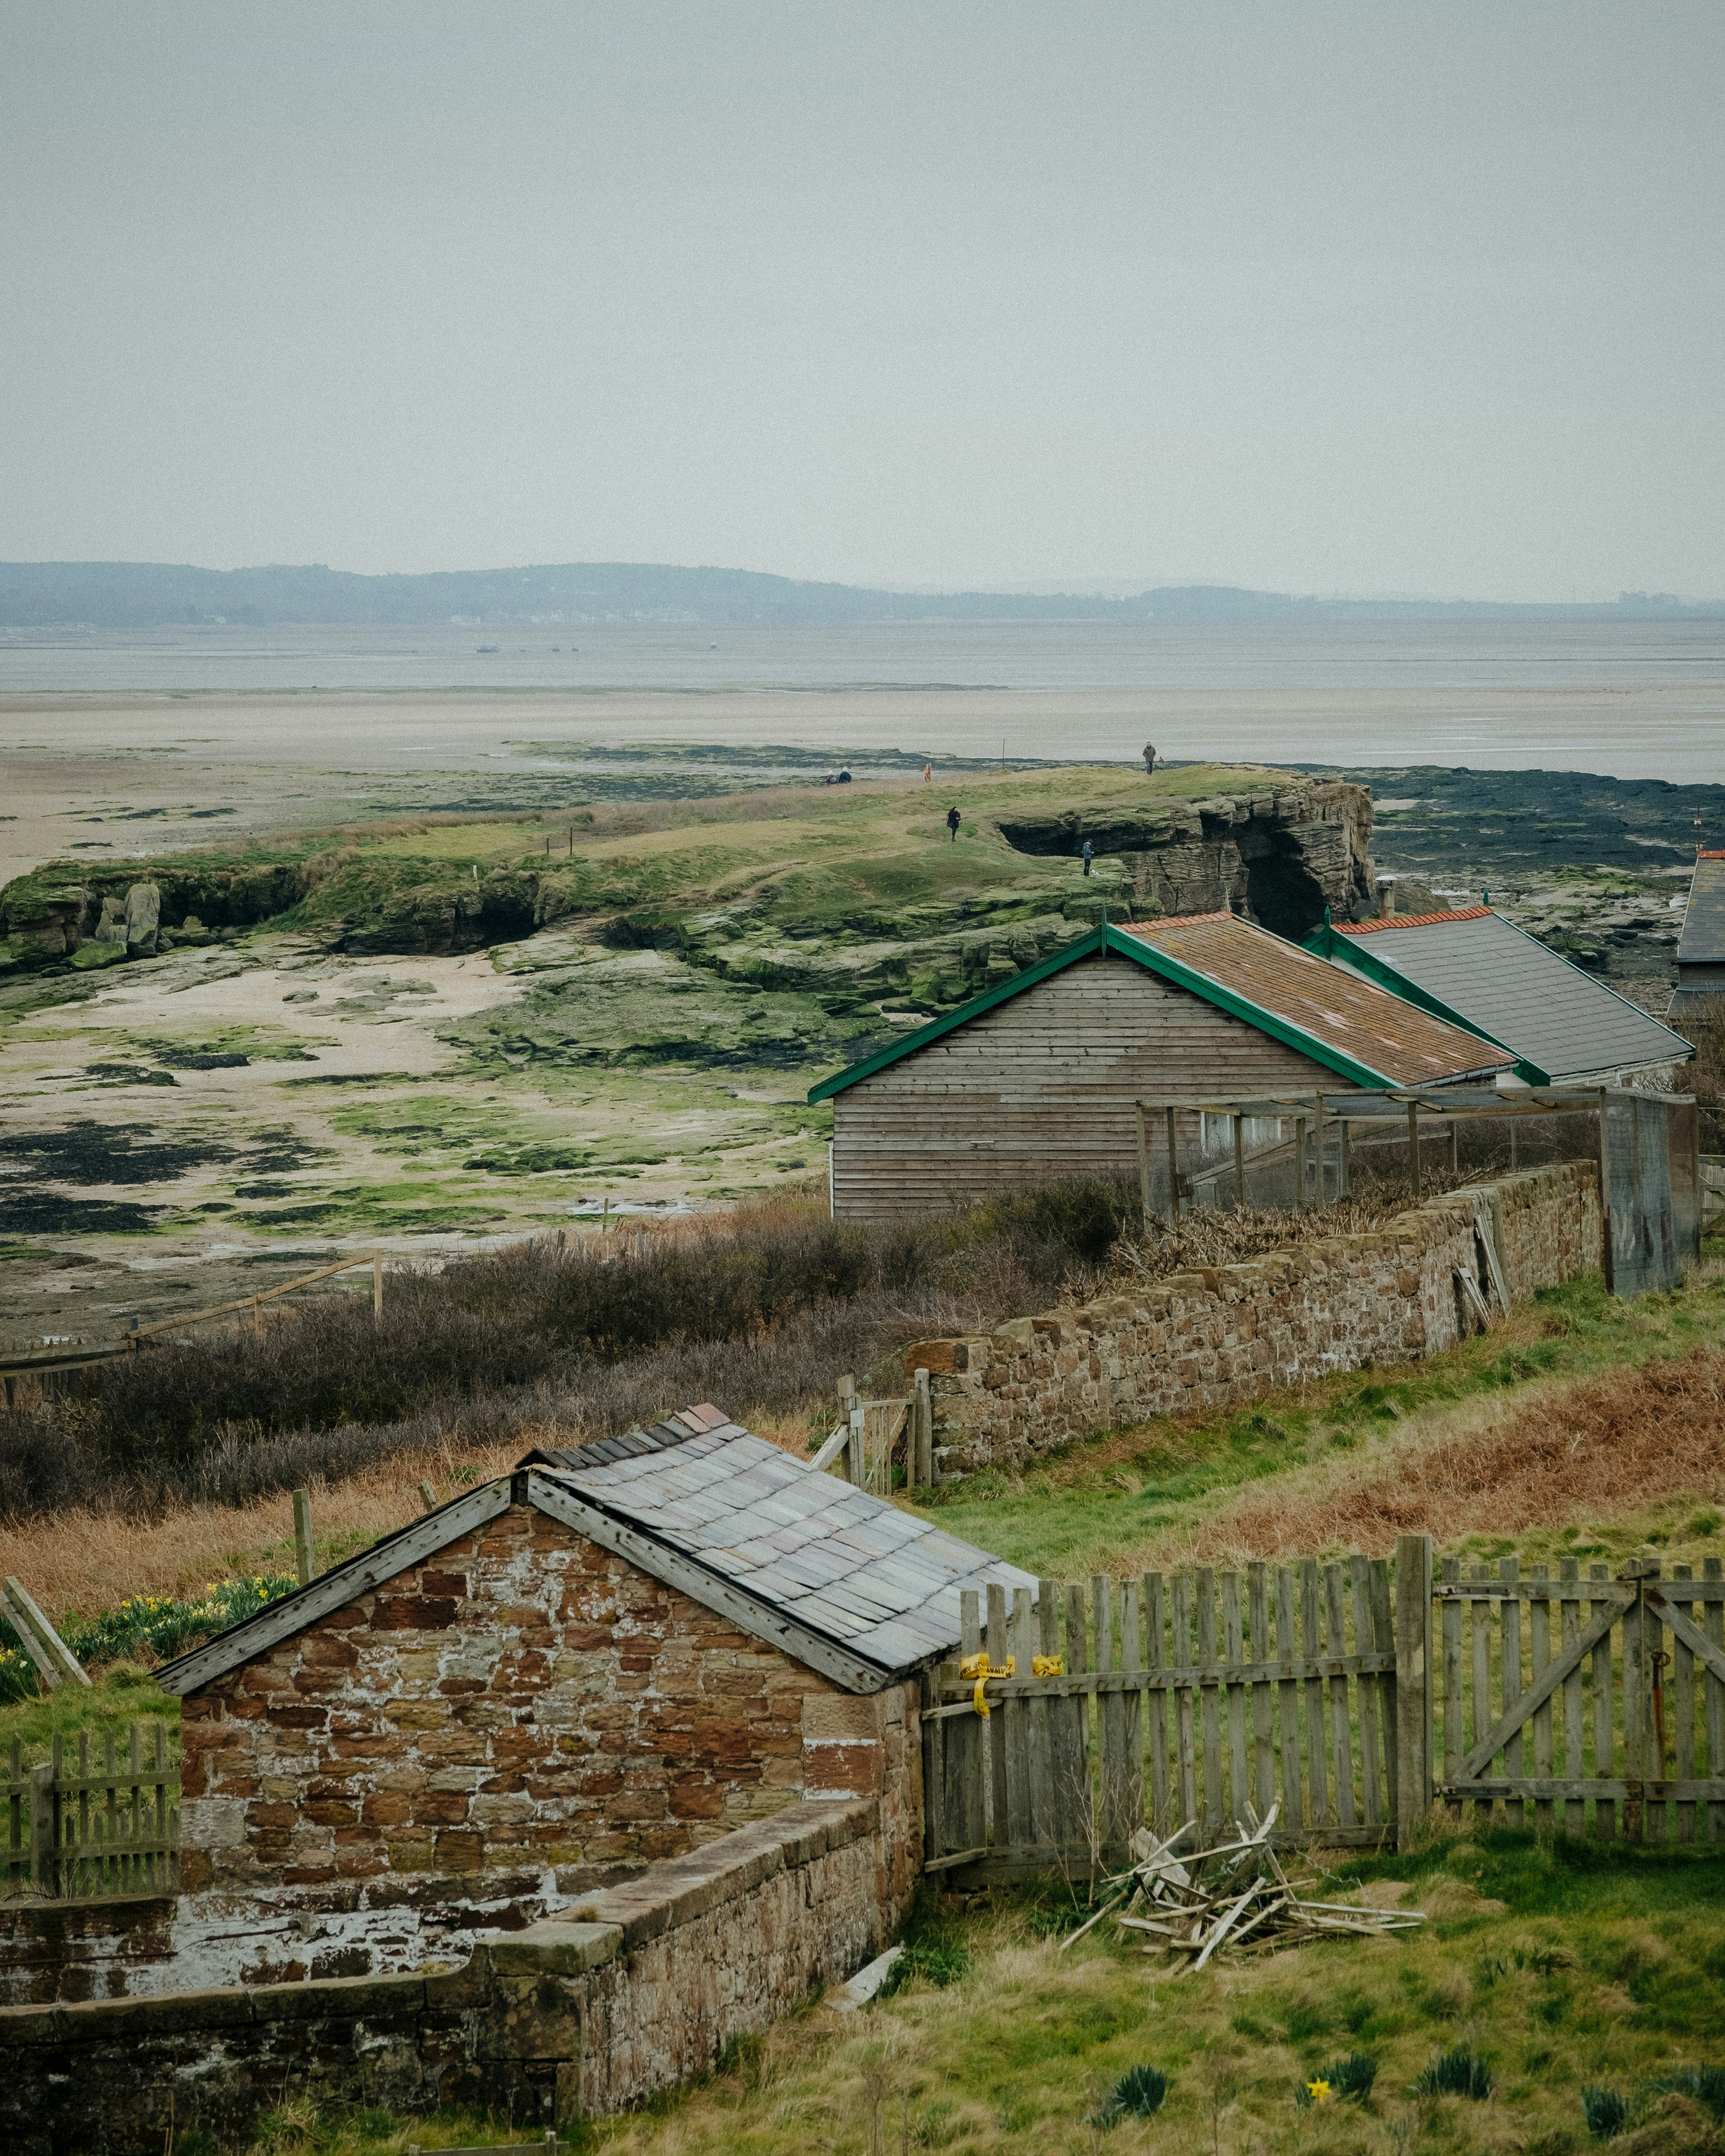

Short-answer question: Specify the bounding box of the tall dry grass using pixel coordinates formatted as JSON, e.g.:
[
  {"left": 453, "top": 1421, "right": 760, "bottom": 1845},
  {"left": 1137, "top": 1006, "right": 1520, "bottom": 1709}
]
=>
[
  {"left": 0, "top": 1410, "right": 818, "bottom": 1627},
  {"left": 1176, "top": 1344, "right": 1725, "bottom": 1565},
  {"left": 0, "top": 1440, "right": 522, "bottom": 1624}
]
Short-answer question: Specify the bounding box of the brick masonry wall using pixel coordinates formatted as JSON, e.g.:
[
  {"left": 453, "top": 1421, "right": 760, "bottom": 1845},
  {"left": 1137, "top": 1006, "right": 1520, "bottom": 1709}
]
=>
[
  {"left": 92, "top": 1501, "right": 924, "bottom": 1994},
  {"left": 0, "top": 1796, "right": 901, "bottom": 2156},
  {"left": 906, "top": 1163, "right": 1601, "bottom": 1477}
]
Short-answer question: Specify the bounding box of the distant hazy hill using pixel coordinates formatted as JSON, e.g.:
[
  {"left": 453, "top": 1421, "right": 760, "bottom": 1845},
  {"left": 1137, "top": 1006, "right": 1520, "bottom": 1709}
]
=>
[{"left": 0, "top": 559, "right": 1719, "bottom": 630}]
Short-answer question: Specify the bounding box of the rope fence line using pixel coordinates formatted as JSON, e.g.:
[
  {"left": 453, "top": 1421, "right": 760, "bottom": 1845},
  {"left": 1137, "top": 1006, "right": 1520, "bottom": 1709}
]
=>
[{"left": 0, "top": 1248, "right": 386, "bottom": 1383}]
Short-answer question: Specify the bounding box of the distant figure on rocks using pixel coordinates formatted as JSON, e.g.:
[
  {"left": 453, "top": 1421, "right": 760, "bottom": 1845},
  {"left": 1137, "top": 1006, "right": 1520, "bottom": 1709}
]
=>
[
  {"left": 1143, "top": 743, "right": 1157, "bottom": 774},
  {"left": 947, "top": 805, "right": 961, "bottom": 842},
  {"left": 1082, "top": 838, "right": 1094, "bottom": 878}
]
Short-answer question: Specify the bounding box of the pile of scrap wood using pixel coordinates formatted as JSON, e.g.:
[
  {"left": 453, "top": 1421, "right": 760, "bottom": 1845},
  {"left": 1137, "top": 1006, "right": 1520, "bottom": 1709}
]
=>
[{"left": 1059, "top": 1805, "right": 1424, "bottom": 1968}]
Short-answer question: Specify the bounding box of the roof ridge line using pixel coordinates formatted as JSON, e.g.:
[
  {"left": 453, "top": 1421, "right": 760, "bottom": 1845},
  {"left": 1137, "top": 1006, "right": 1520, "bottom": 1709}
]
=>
[{"left": 1336, "top": 906, "right": 1493, "bottom": 933}]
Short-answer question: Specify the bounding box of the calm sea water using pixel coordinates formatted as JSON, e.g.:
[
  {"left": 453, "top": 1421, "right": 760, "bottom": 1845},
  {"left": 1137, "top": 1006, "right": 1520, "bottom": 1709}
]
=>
[{"left": 3, "top": 618, "right": 1721, "bottom": 779}]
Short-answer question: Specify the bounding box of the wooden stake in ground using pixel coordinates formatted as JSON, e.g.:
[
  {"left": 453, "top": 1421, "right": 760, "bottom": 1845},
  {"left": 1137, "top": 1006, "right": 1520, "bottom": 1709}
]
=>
[
  {"left": 292, "top": 1489, "right": 316, "bottom": 1586},
  {"left": 1, "top": 1576, "right": 90, "bottom": 1691}
]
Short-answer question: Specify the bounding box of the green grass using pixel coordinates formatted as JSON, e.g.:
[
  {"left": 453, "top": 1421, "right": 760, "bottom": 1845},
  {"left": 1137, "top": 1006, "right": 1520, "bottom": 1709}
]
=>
[
  {"left": 0, "top": 1664, "right": 178, "bottom": 1761},
  {"left": 909, "top": 1266, "right": 1725, "bottom": 1578},
  {"left": 216, "top": 1828, "right": 1725, "bottom": 2156}
]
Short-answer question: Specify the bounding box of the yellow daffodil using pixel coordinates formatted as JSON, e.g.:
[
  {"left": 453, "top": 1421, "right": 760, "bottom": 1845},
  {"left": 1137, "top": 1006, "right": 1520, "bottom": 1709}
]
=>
[{"left": 1306, "top": 2080, "right": 1331, "bottom": 2103}]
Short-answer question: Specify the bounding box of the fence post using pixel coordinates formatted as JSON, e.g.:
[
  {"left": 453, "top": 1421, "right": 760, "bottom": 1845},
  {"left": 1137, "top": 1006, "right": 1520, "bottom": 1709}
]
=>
[
  {"left": 292, "top": 1488, "right": 316, "bottom": 1586},
  {"left": 847, "top": 1407, "right": 865, "bottom": 1490},
  {"left": 373, "top": 1252, "right": 384, "bottom": 1322},
  {"left": 913, "top": 1367, "right": 934, "bottom": 1488},
  {"left": 30, "top": 1761, "right": 55, "bottom": 1896},
  {"left": 1394, "top": 1532, "right": 1433, "bottom": 1847}
]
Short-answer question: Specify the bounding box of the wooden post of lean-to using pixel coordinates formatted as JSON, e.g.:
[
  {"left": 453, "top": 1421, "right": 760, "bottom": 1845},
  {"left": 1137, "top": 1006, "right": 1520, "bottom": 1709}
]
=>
[
  {"left": 1232, "top": 1112, "right": 1245, "bottom": 1213},
  {"left": 1164, "top": 1106, "right": 1180, "bottom": 1225},
  {"left": 1407, "top": 1101, "right": 1422, "bottom": 1199},
  {"left": 1135, "top": 1103, "right": 1153, "bottom": 1230}
]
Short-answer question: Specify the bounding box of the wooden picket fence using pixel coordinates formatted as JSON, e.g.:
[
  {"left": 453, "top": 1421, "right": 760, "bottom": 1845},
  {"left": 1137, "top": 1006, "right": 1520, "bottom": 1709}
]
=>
[
  {"left": 4, "top": 1722, "right": 179, "bottom": 1899},
  {"left": 1435, "top": 1555, "right": 1725, "bottom": 1842},
  {"left": 922, "top": 1539, "right": 1725, "bottom": 1879}
]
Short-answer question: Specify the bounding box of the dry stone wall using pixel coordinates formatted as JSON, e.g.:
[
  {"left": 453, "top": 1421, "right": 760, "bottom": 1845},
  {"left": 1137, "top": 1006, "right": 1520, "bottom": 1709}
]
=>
[
  {"left": 906, "top": 1163, "right": 1601, "bottom": 1478},
  {"left": 0, "top": 1794, "right": 902, "bottom": 2156}
]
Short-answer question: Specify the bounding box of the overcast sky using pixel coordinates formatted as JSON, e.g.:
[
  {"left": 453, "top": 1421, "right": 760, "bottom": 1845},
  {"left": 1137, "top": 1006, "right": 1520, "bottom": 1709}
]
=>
[{"left": 3, "top": 3, "right": 1721, "bottom": 599}]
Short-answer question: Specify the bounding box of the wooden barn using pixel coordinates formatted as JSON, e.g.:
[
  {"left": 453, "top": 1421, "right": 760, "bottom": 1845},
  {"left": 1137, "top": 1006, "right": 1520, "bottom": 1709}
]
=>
[{"left": 809, "top": 913, "right": 1514, "bottom": 1222}]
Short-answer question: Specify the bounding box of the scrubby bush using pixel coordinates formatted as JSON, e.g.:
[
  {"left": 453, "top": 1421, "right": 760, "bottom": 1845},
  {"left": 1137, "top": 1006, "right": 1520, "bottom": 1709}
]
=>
[{"left": 0, "top": 1178, "right": 1133, "bottom": 1519}]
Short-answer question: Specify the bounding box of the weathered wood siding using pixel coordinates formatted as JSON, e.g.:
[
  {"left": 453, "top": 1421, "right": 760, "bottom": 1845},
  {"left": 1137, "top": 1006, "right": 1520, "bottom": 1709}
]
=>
[{"left": 831, "top": 949, "right": 1355, "bottom": 1219}]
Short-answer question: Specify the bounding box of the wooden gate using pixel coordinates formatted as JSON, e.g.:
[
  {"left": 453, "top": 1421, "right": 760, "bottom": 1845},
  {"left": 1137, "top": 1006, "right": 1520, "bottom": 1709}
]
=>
[
  {"left": 922, "top": 1555, "right": 1408, "bottom": 1882},
  {"left": 922, "top": 1547, "right": 1725, "bottom": 1879},
  {"left": 1433, "top": 1557, "right": 1725, "bottom": 1840}
]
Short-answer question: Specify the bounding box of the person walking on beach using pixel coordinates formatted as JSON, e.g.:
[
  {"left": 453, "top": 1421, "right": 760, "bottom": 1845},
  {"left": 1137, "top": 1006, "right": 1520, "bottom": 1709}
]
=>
[{"left": 946, "top": 805, "right": 962, "bottom": 842}]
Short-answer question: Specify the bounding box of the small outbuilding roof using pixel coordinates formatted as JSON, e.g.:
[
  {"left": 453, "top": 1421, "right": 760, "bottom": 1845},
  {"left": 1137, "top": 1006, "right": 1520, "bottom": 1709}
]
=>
[
  {"left": 808, "top": 916, "right": 1512, "bottom": 1105},
  {"left": 1117, "top": 913, "right": 1515, "bottom": 1087},
  {"left": 154, "top": 1404, "right": 1032, "bottom": 1698},
  {"left": 1308, "top": 907, "right": 1691, "bottom": 1086},
  {"left": 1678, "top": 853, "right": 1725, "bottom": 968}
]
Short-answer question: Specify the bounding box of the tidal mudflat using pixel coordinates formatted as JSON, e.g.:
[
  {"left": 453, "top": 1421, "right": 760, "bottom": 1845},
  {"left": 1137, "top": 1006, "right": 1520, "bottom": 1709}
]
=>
[{"left": 2, "top": 680, "right": 1719, "bottom": 1354}]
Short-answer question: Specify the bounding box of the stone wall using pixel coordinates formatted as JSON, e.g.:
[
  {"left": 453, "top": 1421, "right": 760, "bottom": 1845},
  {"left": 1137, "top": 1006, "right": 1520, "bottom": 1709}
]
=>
[
  {"left": 0, "top": 1898, "right": 178, "bottom": 2007},
  {"left": 0, "top": 1793, "right": 902, "bottom": 2156},
  {"left": 907, "top": 1163, "right": 1601, "bottom": 1478}
]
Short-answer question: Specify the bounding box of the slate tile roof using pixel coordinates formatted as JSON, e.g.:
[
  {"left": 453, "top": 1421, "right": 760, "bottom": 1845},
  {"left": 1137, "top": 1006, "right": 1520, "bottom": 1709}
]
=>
[
  {"left": 1117, "top": 912, "right": 1515, "bottom": 1086},
  {"left": 521, "top": 1403, "right": 1035, "bottom": 1680},
  {"left": 1678, "top": 854, "right": 1725, "bottom": 968},
  {"left": 1327, "top": 907, "right": 1690, "bottom": 1083},
  {"left": 153, "top": 1402, "right": 1029, "bottom": 1698}
]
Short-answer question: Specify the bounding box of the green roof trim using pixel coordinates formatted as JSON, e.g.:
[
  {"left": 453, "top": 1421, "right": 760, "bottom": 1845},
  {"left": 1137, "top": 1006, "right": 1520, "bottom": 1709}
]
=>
[
  {"left": 807, "top": 920, "right": 1421, "bottom": 1106},
  {"left": 1302, "top": 920, "right": 1550, "bottom": 1086}
]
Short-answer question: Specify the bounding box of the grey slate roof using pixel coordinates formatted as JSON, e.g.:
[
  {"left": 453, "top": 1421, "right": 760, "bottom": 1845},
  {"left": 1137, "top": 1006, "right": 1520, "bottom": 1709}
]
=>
[
  {"left": 154, "top": 1402, "right": 1032, "bottom": 1698},
  {"left": 1678, "top": 855, "right": 1725, "bottom": 968},
  {"left": 1324, "top": 908, "right": 1690, "bottom": 1084},
  {"left": 523, "top": 1403, "right": 1035, "bottom": 1680}
]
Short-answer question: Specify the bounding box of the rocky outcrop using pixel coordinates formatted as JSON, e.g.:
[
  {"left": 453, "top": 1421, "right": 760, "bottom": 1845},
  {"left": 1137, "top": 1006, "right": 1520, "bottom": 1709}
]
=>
[
  {"left": 124, "top": 882, "right": 161, "bottom": 955},
  {"left": 997, "top": 777, "right": 1377, "bottom": 939}
]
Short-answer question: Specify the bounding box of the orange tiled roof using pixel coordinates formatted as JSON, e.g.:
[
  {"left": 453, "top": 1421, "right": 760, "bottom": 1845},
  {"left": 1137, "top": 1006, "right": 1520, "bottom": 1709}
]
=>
[
  {"left": 1336, "top": 906, "right": 1492, "bottom": 933},
  {"left": 1117, "top": 912, "right": 1514, "bottom": 1086}
]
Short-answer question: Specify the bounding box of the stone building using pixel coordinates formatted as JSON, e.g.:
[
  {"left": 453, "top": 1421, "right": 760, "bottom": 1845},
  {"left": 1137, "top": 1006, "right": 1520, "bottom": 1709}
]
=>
[{"left": 154, "top": 1403, "right": 1030, "bottom": 1983}]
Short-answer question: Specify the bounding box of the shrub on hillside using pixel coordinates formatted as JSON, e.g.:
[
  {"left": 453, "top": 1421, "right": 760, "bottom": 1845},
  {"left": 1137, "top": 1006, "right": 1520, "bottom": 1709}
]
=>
[{"left": 0, "top": 1178, "right": 1132, "bottom": 1518}]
